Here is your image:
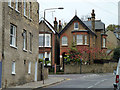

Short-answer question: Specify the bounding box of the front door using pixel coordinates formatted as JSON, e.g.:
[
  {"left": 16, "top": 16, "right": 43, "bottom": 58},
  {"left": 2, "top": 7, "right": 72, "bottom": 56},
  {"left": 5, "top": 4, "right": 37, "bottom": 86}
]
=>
[{"left": 35, "top": 61, "right": 37, "bottom": 81}]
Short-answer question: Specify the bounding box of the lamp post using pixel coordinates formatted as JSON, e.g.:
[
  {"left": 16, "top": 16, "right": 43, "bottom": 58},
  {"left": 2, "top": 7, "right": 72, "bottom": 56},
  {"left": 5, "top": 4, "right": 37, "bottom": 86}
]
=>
[{"left": 42, "top": 7, "right": 64, "bottom": 84}]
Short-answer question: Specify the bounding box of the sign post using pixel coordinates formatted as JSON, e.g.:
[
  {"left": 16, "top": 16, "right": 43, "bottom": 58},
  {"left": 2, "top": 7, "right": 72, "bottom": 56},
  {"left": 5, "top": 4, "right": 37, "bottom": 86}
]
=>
[
  {"left": 80, "top": 58, "right": 82, "bottom": 74},
  {"left": 42, "top": 57, "right": 45, "bottom": 84}
]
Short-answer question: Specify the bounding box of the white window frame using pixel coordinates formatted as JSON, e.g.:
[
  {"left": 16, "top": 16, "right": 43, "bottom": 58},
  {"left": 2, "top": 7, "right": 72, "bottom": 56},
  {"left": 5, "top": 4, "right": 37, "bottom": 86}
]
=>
[
  {"left": 12, "top": 61, "right": 16, "bottom": 75},
  {"left": 45, "top": 34, "right": 51, "bottom": 47},
  {"left": 15, "top": 0, "right": 18, "bottom": 11},
  {"left": 39, "top": 53, "right": 44, "bottom": 59},
  {"left": 77, "top": 35, "right": 83, "bottom": 45},
  {"left": 39, "top": 34, "right": 44, "bottom": 47},
  {"left": 39, "top": 52, "right": 51, "bottom": 66},
  {"left": 29, "top": 2, "right": 31, "bottom": 19},
  {"left": 23, "top": 30, "right": 27, "bottom": 50},
  {"left": 85, "top": 35, "right": 87, "bottom": 45},
  {"left": 29, "top": 32, "right": 32, "bottom": 52},
  {"left": 74, "top": 22, "right": 79, "bottom": 30},
  {"left": 62, "top": 36, "right": 68, "bottom": 46},
  {"left": 103, "top": 38, "right": 106, "bottom": 48},
  {"left": 24, "top": 0, "right": 26, "bottom": 16},
  {"left": 47, "top": 52, "right": 51, "bottom": 66},
  {"left": 8, "top": 0, "right": 12, "bottom": 7},
  {"left": 39, "top": 34, "right": 51, "bottom": 47},
  {"left": 28, "top": 62, "right": 31, "bottom": 74},
  {"left": 10, "top": 24, "right": 16, "bottom": 47}
]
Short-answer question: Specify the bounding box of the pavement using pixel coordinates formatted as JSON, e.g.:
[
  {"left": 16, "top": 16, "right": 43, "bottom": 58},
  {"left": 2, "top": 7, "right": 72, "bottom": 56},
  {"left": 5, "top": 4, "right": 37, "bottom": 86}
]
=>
[{"left": 8, "top": 76, "right": 66, "bottom": 89}]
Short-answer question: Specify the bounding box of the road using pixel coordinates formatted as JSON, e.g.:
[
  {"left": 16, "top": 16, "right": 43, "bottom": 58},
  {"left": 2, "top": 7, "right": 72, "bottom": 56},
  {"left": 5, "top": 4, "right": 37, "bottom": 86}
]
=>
[{"left": 46, "top": 73, "right": 114, "bottom": 89}]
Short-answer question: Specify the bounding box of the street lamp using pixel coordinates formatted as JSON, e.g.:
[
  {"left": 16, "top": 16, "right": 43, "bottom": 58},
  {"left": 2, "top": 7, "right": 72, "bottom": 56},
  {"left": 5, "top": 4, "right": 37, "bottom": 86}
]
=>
[{"left": 42, "top": 7, "right": 64, "bottom": 84}]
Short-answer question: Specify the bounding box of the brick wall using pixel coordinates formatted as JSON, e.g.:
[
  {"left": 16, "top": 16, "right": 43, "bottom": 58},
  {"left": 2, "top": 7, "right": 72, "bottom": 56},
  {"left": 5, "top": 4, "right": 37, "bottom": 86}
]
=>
[{"left": 64, "top": 63, "right": 117, "bottom": 74}]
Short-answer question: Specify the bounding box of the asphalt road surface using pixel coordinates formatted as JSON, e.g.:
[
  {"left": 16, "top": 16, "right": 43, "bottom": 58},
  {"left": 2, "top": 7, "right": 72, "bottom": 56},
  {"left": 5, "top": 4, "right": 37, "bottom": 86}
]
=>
[{"left": 46, "top": 73, "right": 115, "bottom": 89}]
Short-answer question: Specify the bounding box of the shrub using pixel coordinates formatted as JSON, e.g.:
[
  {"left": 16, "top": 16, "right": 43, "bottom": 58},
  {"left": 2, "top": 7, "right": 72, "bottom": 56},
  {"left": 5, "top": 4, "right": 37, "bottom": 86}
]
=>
[{"left": 113, "top": 47, "right": 120, "bottom": 61}]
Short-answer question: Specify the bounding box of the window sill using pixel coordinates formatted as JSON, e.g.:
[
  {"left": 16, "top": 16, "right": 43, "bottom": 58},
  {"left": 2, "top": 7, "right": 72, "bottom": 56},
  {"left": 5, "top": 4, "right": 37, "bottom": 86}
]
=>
[
  {"left": 77, "top": 44, "right": 83, "bottom": 45},
  {"left": 23, "top": 48, "right": 27, "bottom": 52},
  {"left": 102, "top": 47, "right": 107, "bottom": 49},
  {"left": 29, "top": 18, "right": 33, "bottom": 21},
  {"left": 24, "top": 15, "right": 28, "bottom": 19},
  {"left": 74, "top": 28, "right": 79, "bottom": 30},
  {"left": 29, "top": 51, "right": 32, "bottom": 54},
  {"left": 76, "top": 44, "right": 89, "bottom": 46},
  {"left": 62, "top": 45, "right": 68, "bottom": 47},
  {"left": 8, "top": 5, "right": 14, "bottom": 9},
  {"left": 28, "top": 73, "right": 31, "bottom": 75},
  {"left": 11, "top": 72, "right": 16, "bottom": 75},
  {"left": 39, "top": 46, "right": 52, "bottom": 48},
  {"left": 10, "top": 45, "right": 18, "bottom": 49},
  {"left": 15, "top": 9, "right": 20, "bottom": 14}
]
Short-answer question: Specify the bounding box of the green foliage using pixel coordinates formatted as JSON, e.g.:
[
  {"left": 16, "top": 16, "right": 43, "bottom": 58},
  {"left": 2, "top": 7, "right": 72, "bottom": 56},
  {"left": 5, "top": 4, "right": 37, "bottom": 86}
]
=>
[
  {"left": 113, "top": 47, "right": 120, "bottom": 61},
  {"left": 106, "top": 24, "right": 119, "bottom": 32},
  {"left": 64, "top": 47, "right": 82, "bottom": 64},
  {"left": 39, "top": 59, "right": 50, "bottom": 64}
]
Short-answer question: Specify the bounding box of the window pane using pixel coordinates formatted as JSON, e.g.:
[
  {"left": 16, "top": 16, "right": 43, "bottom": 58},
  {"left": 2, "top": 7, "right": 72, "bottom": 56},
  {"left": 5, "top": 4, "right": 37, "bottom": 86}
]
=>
[
  {"left": 39, "top": 53, "right": 44, "bottom": 59},
  {"left": 73, "top": 35, "right": 75, "bottom": 43},
  {"left": 46, "top": 36, "right": 50, "bottom": 46},
  {"left": 28, "top": 62, "right": 31, "bottom": 74},
  {"left": 15, "top": 0, "right": 18, "bottom": 10},
  {"left": 74, "top": 23, "right": 79, "bottom": 30},
  {"left": 10, "top": 24, "right": 16, "bottom": 46},
  {"left": 62, "top": 36, "right": 67, "bottom": 45},
  {"left": 12, "top": 62, "right": 15, "bottom": 74},
  {"left": 39, "top": 36, "right": 43, "bottom": 46},
  {"left": 23, "top": 30, "right": 26, "bottom": 49},
  {"left": 10, "top": 25, "right": 13, "bottom": 35},
  {"left": 24, "top": 1, "right": 26, "bottom": 16},
  {"left": 77, "top": 35, "right": 83, "bottom": 45},
  {"left": 103, "top": 38, "right": 106, "bottom": 47},
  {"left": 85, "top": 35, "right": 87, "bottom": 45}
]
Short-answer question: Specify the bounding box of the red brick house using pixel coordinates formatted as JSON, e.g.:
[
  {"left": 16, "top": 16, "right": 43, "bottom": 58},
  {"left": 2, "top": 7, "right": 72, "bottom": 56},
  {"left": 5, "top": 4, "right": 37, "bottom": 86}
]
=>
[
  {"left": 39, "top": 19, "right": 57, "bottom": 67},
  {"left": 59, "top": 10, "right": 107, "bottom": 70}
]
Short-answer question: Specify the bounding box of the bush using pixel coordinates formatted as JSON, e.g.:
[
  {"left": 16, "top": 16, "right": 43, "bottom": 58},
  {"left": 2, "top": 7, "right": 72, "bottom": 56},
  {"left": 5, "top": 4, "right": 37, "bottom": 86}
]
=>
[{"left": 113, "top": 47, "right": 120, "bottom": 61}]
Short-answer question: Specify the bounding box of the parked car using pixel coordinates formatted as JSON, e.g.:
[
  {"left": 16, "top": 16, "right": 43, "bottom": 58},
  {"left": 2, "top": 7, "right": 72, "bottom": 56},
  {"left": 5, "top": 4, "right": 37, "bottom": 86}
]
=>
[{"left": 113, "top": 58, "right": 120, "bottom": 90}]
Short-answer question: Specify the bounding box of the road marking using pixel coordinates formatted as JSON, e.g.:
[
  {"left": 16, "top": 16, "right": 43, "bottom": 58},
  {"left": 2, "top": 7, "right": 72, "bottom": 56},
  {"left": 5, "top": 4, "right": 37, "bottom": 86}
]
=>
[
  {"left": 66, "top": 78, "right": 70, "bottom": 80},
  {"left": 88, "top": 79, "right": 108, "bottom": 88}
]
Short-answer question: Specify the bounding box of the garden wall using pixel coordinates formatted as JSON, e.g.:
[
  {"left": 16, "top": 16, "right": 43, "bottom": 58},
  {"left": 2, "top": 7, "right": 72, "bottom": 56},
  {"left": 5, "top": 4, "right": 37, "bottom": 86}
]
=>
[{"left": 64, "top": 63, "right": 117, "bottom": 74}]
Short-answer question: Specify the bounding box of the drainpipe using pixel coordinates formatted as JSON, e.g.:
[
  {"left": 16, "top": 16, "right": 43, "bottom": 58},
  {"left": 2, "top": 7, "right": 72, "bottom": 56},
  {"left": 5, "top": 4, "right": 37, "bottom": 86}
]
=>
[{"left": 88, "top": 31, "right": 90, "bottom": 65}]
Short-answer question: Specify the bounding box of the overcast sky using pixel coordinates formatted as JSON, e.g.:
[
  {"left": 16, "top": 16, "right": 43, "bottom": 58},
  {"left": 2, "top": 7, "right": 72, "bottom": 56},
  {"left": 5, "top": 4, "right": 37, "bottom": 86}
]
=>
[{"left": 38, "top": 0, "right": 119, "bottom": 27}]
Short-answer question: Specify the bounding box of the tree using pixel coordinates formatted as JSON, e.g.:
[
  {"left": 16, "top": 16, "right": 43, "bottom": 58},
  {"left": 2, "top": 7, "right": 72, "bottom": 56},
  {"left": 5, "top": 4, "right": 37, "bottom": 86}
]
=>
[
  {"left": 113, "top": 47, "right": 120, "bottom": 61},
  {"left": 106, "top": 24, "right": 120, "bottom": 32}
]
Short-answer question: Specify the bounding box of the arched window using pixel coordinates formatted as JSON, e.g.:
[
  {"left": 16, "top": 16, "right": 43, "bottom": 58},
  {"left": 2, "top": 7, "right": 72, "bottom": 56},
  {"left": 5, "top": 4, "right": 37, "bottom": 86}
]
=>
[{"left": 62, "top": 36, "right": 68, "bottom": 46}]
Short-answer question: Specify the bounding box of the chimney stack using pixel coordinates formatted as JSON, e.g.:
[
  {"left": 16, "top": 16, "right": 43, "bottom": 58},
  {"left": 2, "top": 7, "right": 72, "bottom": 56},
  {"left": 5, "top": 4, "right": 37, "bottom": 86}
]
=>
[
  {"left": 88, "top": 18, "right": 91, "bottom": 21},
  {"left": 59, "top": 20, "right": 62, "bottom": 31},
  {"left": 54, "top": 17, "right": 58, "bottom": 31},
  {"left": 91, "top": 9, "right": 95, "bottom": 32}
]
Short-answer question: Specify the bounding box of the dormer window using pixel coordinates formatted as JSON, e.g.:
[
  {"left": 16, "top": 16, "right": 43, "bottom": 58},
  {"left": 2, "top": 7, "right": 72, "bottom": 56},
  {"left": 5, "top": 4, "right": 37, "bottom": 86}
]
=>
[{"left": 74, "top": 22, "right": 79, "bottom": 30}]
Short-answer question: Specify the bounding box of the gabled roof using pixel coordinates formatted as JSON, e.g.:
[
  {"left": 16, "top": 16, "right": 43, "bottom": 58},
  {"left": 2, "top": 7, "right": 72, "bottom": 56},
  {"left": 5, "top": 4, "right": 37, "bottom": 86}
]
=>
[
  {"left": 83, "top": 20, "right": 105, "bottom": 30},
  {"left": 39, "top": 19, "right": 57, "bottom": 34},
  {"left": 59, "top": 15, "right": 96, "bottom": 36}
]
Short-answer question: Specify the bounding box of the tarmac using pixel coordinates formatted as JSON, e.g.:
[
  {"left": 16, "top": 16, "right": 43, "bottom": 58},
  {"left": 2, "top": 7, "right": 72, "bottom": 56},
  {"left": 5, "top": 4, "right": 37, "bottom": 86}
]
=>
[{"left": 8, "top": 76, "right": 66, "bottom": 89}]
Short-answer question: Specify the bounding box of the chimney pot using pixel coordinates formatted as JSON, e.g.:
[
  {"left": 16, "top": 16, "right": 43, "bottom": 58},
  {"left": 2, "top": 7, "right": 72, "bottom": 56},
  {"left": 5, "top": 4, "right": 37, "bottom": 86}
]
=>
[
  {"left": 55, "top": 17, "right": 57, "bottom": 21},
  {"left": 59, "top": 20, "right": 61, "bottom": 25}
]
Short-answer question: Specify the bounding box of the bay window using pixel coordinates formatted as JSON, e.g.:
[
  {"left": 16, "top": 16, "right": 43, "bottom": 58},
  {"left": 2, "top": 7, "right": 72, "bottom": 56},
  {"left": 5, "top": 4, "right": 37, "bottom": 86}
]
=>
[
  {"left": 77, "top": 35, "right": 83, "bottom": 45},
  {"left": 39, "top": 34, "right": 51, "bottom": 47}
]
